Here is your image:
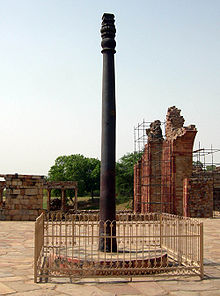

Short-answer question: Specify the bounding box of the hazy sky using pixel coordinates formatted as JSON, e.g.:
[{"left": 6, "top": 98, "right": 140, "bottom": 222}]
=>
[{"left": 0, "top": 0, "right": 220, "bottom": 175}]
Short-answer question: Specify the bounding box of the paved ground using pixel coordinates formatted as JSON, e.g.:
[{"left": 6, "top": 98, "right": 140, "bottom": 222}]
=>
[{"left": 0, "top": 218, "right": 220, "bottom": 295}]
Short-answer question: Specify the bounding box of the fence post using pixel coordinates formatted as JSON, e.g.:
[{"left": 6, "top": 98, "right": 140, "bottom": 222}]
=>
[
  {"left": 34, "top": 218, "right": 38, "bottom": 283},
  {"left": 200, "top": 222, "right": 204, "bottom": 279},
  {"left": 178, "top": 218, "right": 183, "bottom": 264},
  {"left": 160, "top": 214, "right": 163, "bottom": 248},
  {"left": 34, "top": 213, "right": 44, "bottom": 283}
]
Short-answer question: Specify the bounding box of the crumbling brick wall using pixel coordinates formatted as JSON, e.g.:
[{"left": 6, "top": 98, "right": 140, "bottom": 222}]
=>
[
  {"left": 183, "top": 177, "right": 213, "bottom": 218},
  {"left": 161, "top": 141, "right": 173, "bottom": 213},
  {"left": 134, "top": 106, "right": 200, "bottom": 217},
  {"left": 162, "top": 106, "right": 197, "bottom": 215},
  {"left": 212, "top": 171, "right": 220, "bottom": 211},
  {"left": 190, "top": 170, "right": 220, "bottom": 212},
  {"left": 0, "top": 174, "right": 44, "bottom": 221},
  {"left": 134, "top": 121, "right": 163, "bottom": 213},
  {"left": 134, "top": 160, "right": 141, "bottom": 213},
  {"left": 0, "top": 181, "right": 6, "bottom": 206},
  {"left": 142, "top": 140, "right": 163, "bottom": 213}
]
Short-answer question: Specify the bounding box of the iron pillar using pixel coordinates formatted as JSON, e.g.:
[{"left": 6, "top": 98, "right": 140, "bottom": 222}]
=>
[{"left": 99, "top": 13, "right": 117, "bottom": 252}]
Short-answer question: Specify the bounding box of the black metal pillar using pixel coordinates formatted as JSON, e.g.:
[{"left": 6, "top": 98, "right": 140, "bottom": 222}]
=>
[{"left": 99, "top": 13, "right": 117, "bottom": 252}]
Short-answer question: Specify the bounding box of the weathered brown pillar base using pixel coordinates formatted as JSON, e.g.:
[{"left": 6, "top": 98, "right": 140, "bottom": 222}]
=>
[
  {"left": 61, "top": 189, "right": 66, "bottom": 211},
  {"left": 99, "top": 221, "right": 117, "bottom": 252},
  {"left": 74, "top": 189, "right": 78, "bottom": 211}
]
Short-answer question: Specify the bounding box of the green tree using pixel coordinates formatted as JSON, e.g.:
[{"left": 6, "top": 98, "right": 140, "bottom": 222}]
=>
[
  {"left": 83, "top": 157, "right": 100, "bottom": 200},
  {"left": 193, "top": 160, "right": 203, "bottom": 169},
  {"left": 48, "top": 154, "right": 100, "bottom": 198},
  {"left": 116, "top": 152, "right": 143, "bottom": 198},
  {"left": 206, "top": 165, "right": 216, "bottom": 171},
  {"left": 48, "top": 151, "right": 143, "bottom": 201}
]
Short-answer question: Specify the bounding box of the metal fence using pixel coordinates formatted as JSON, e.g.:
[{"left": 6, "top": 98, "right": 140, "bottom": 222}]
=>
[
  {"left": 34, "top": 213, "right": 44, "bottom": 282},
  {"left": 34, "top": 212, "right": 203, "bottom": 282}
]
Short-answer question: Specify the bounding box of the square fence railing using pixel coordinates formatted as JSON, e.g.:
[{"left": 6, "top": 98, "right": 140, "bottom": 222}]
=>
[{"left": 34, "top": 212, "right": 203, "bottom": 282}]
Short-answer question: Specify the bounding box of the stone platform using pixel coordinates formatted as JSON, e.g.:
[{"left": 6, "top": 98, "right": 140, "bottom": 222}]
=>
[{"left": 1, "top": 218, "right": 220, "bottom": 295}]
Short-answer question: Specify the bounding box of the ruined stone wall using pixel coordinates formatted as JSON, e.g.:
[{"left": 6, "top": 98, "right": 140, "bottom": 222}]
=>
[
  {"left": 163, "top": 107, "right": 197, "bottom": 215},
  {"left": 165, "top": 106, "right": 185, "bottom": 140},
  {"left": 160, "top": 135, "right": 196, "bottom": 216},
  {"left": 134, "top": 106, "right": 200, "bottom": 217},
  {"left": 171, "top": 130, "right": 197, "bottom": 215},
  {"left": 0, "top": 174, "right": 44, "bottom": 221},
  {"left": 134, "top": 121, "right": 163, "bottom": 213},
  {"left": 183, "top": 177, "right": 213, "bottom": 218},
  {"left": 213, "top": 172, "right": 220, "bottom": 211},
  {"left": 161, "top": 141, "right": 173, "bottom": 214},
  {"left": 134, "top": 106, "right": 215, "bottom": 217},
  {"left": 0, "top": 181, "right": 6, "bottom": 206},
  {"left": 147, "top": 140, "right": 163, "bottom": 212},
  {"left": 214, "top": 190, "right": 220, "bottom": 211},
  {"left": 191, "top": 170, "right": 220, "bottom": 212},
  {"left": 141, "top": 144, "right": 150, "bottom": 213}
]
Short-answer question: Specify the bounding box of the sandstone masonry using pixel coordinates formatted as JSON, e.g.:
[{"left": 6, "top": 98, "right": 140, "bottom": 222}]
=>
[
  {"left": 134, "top": 106, "right": 214, "bottom": 218},
  {"left": 0, "top": 174, "right": 44, "bottom": 221}
]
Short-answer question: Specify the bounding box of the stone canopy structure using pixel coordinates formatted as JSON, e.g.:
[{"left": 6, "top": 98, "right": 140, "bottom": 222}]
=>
[{"left": 134, "top": 106, "right": 213, "bottom": 218}]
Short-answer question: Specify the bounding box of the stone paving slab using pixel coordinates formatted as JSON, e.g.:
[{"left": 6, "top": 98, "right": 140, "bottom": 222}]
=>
[
  {"left": 0, "top": 282, "right": 16, "bottom": 295},
  {"left": 1, "top": 219, "right": 220, "bottom": 295}
]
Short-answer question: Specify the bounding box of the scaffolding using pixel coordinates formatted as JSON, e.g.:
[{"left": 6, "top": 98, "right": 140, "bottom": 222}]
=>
[
  {"left": 192, "top": 144, "right": 220, "bottom": 213},
  {"left": 193, "top": 144, "right": 220, "bottom": 172},
  {"left": 134, "top": 123, "right": 220, "bottom": 170},
  {"left": 134, "top": 120, "right": 166, "bottom": 153},
  {"left": 133, "top": 121, "right": 220, "bottom": 215},
  {"left": 133, "top": 120, "right": 172, "bottom": 214}
]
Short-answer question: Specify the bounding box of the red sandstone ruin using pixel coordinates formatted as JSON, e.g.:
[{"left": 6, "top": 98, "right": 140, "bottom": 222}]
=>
[{"left": 134, "top": 106, "right": 214, "bottom": 218}]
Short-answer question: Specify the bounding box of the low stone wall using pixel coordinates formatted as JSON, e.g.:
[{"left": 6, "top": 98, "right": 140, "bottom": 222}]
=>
[
  {"left": 213, "top": 173, "right": 220, "bottom": 211},
  {"left": 183, "top": 177, "right": 213, "bottom": 218},
  {"left": 0, "top": 174, "right": 44, "bottom": 221}
]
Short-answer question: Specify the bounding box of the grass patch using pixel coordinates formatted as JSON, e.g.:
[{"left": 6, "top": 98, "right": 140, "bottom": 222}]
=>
[
  {"left": 116, "top": 195, "right": 132, "bottom": 211},
  {"left": 43, "top": 195, "right": 132, "bottom": 211}
]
